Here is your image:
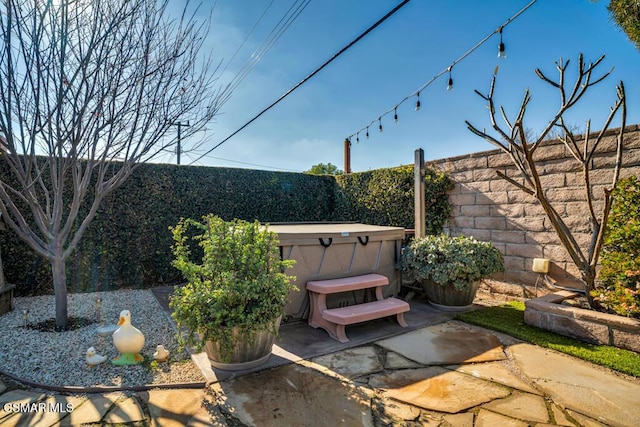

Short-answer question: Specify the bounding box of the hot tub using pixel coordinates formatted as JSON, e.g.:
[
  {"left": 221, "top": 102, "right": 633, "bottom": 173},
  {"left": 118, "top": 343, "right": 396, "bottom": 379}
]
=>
[{"left": 268, "top": 223, "right": 405, "bottom": 320}]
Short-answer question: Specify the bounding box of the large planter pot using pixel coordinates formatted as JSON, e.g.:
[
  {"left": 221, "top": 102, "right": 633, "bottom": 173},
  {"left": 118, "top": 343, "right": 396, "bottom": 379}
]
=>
[
  {"left": 420, "top": 280, "right": 480, "bottom": 312},
  {"left": 203, "top": 316, "right": 281, "bottom": 371}
]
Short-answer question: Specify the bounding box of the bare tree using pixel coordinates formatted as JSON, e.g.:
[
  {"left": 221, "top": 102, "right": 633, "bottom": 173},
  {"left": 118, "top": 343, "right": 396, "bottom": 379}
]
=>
[
  {"left": 0, "top": 0, "right": 229, "bottom": 329},
  {"left": 466, "top": 54, "right": 626, "bottom": 306}
]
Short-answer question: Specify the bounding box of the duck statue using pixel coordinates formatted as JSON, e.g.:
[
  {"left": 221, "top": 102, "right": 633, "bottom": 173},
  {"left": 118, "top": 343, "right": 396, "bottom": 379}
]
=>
[
  {"left": 86, "top": 347, "right": 107, "bottom": 367},
  {"left": 153, "top": 344, "right": 170, "bottom": 362},
  {"left": 111, "top": 310, "right": 145, "bottom": 365}
]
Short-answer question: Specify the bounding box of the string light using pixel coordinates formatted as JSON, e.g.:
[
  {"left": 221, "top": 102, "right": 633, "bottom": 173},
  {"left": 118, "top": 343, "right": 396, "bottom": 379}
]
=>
[
  {"left": 356, "top": 132, "right": 360, "bottom": 143},
  {"left": 378, "top": 117, "right": 383, "bottom": 132},
  {"left": 344, "top": 0, "right": 537, "bottom": 143},
  {"left": 498, "top": 27, "right": 506, "bottom": 59}
]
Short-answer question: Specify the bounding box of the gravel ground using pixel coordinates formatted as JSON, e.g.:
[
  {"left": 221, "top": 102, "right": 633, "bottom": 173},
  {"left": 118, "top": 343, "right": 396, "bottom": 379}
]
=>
[{"left": 0, "top": 289, "right": 204, "bottom": 388}]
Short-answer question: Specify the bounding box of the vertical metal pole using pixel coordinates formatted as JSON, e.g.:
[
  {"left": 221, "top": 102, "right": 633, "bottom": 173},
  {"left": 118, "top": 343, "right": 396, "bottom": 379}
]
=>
[
  {"left": 176, "top": 123, "right": 181, "bottom": 165},
  {"left": 414, "top": 148, "right": 426, "bottom": 239},
  {"left": 344, "top": 138, "right": 351, "bottom": 174}
]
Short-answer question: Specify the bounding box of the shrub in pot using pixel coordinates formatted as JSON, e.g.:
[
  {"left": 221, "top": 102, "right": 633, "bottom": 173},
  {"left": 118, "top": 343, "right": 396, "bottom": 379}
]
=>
[
  {"left": 401, "top": 234, "right": 504, "bottom": 310},
  {"left": 169, "top": 215, "right": 296, "bottom": 370}
]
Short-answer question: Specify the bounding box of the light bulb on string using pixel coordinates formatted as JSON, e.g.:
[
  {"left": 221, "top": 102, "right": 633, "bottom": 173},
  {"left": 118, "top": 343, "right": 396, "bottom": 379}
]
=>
[
  {"left": 366, "top": 127, "right": 369, "bottom": 139},
  {"left": 415, "top": 92, "right": 421, "bottom": 111},
  {"left": 498, "top": 27, "right": 506, "bottom": 59},
  {"left": 394, "top": 107, "right": 398, "bottom": 123},
  {"left": 356, "top": 132, "right": 360, "bottom": 144},
  {"left": 446, "top": 67, "right": 454, "bottom": 91},
  {"left": 378, "top": 117, "right": 383, "bottom": 133}
]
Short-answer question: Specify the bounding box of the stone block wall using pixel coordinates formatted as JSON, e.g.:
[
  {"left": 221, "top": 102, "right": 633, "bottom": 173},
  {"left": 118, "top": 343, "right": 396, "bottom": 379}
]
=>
[{"left": 429, "top": 125, "right": 640, "bottom": 299}]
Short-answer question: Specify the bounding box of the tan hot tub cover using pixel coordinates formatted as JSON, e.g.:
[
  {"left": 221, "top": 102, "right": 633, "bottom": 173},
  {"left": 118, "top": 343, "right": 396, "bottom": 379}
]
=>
[{"left": 268, "top": 223, "right": 405, "bottom": 320}]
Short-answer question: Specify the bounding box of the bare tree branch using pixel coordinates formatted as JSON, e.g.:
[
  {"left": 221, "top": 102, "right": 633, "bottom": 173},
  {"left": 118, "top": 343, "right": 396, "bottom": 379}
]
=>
[
  {"left": 0, "top": 0, "right": 229, "bottom": 329},
  {"left": 467, "top": 54, "right": 627, "bottom": 307}
]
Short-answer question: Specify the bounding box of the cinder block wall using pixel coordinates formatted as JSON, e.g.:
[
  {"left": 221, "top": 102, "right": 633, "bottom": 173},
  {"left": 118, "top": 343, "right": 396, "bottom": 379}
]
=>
[{"left": 429, "top": 125, "right": 640, "bottom": 299}]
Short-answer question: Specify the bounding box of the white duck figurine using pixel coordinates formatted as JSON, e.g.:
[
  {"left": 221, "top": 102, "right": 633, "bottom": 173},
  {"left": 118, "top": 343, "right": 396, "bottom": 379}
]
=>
[
  {"left": 86, "top": 347, "right": 107, "bottom": 367},
  {"left": 111, "top": 310, "right": 145, "bottom": 365},
  {"left": 153, "top": 344, "right": 170, "bottom": 362}
]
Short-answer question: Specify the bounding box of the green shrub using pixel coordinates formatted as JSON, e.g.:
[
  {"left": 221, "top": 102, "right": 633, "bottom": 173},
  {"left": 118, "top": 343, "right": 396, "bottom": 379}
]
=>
[
  {"left": 169, "top": 215, "right": 297, "bottom": 360},
  {"left": 401, "top": 234, "right": 504, "bottom": 291},
  {"left": 593, "top": 176, "right": 640, "bottom": 318}
]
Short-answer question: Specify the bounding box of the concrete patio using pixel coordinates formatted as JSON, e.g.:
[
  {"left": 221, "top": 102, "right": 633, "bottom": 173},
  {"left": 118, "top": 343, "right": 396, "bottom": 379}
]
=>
[{"left": 1, "top": 291, "right": 639, "bottom": 426}]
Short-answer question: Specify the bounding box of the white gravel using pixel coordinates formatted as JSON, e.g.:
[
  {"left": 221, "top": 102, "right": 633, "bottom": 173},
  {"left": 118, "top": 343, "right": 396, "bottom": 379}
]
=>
[{"left": 0, "top": 289, "right": 204, "bottom": 388}]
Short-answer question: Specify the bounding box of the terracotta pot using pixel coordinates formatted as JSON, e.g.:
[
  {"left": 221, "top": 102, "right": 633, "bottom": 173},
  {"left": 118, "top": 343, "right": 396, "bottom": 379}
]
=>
[
  {"left": 203, "top": 316, "right": 281, "bottom": 371},
  {"left": 420, "top": 280, "right": 480, "bottom": 311}
]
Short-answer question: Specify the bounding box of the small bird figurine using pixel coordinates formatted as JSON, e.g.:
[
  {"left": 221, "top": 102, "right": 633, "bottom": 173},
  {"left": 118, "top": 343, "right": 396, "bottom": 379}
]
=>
[
  {"left": 112, "top": 310, "right": 145, "bottom": 365},
  {"left": 153, "top": 344, "right": 170, "bottom": 362},
  {"left": 86, "top": 347, "right": 107, "bottom": 367}
]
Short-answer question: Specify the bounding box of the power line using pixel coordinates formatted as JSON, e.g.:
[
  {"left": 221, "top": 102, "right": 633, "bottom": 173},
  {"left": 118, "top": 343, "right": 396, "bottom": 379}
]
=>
[
  {"left": 191, "top": 154, "right": 302, "bottom": 172},
  {"left": 190, "top": 0, "right": 413, "bottom": 166},
  {"left": 346, "top": 0, "right": 538, "bottom": 142}
]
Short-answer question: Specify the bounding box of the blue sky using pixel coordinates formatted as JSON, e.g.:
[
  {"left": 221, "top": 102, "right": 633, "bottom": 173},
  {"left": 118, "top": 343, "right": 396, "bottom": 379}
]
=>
[{"left": 170, "top": 0, "right": 640, "bottom": 173}]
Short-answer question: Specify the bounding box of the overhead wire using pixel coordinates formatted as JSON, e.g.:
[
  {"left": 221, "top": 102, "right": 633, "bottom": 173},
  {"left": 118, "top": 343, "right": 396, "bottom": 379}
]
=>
[
  {"left": 219, "top": 0, "right": 276, "bottom": 78},
  {"left": 189, "top": 0, "right": 413, "bottom": 166},
  {"left": 225, "top": 0, "right": 311, "bottom": 95}
]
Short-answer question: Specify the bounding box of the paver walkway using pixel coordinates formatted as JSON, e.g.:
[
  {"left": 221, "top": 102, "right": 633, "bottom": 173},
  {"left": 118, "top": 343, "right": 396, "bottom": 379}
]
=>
[{"left": 1, "top": 319, "right": 639, "bottom": 426}]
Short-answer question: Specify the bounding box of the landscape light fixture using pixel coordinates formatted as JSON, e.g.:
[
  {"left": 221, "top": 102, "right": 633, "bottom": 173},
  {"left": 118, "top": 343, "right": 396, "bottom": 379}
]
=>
[
  {"left": 95, "top": 297, "right": 102, "bottom": 324},
  {"left": 447, "top": 67, "right": 454, "bottom": 91},
  {"left": 22, "top": 309, "right": 28, "bottom": 328},
  {"left": 498, "top": 27, "right": 506, "bottom": 59},
  {"left": 415, "top": 92, "right": 421, "bottom": 111}
]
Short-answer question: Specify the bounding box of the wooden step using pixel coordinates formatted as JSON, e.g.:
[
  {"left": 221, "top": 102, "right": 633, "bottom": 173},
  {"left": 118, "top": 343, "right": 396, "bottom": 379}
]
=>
[
  {"left": 307, "top": 273, "right": 388, "bottom": 294},
  {"left": 322, "top": 298, "right": 409, "bottom": 325}
]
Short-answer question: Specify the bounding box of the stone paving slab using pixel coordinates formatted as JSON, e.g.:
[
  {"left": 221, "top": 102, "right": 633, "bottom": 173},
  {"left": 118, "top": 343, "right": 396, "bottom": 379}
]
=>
[
  {"left": 376, "top": 321, "right": 506, "bottom": 365},
  {"left": 475, "top": 408, "right": 528, "bottom": 426},
  {"left": 368, "top": 366, "right": 511, "bottom": 413},
  {"left": 384, "top": 352, "right": 422, "bottom": 370},
  {"left": 143, "top": 388, "right": 208, "bottom": 427},
  {"left": 311, "top": 346, "right": 383, "bottom": 379},
  {"left": 2, "top": 395, "right": 85, "bottom": 427},
  {"left": 452, "top": 361, "right": 541, "bottom": 395},
  {"left": 510, "top": 343, "right": 640, "bottom": 427},
  {"left": 481, "top": 391, "right": 549, "bottom": 424},
  {"left": 56, "top": 392, "right": 122, "bottom": 426},
  {"left": 550, "top": 404, "right": 575, "bottom": 427},
  {"left": 442, "top": 412, "right": 474, "bottom": 427},
  {"left": 0, "top": 390, "right": 46, "bottom": 421},
  {"left": 217, "top": 363, "right": 373, "bottom": 426},
  {"left": 102, "top": 396, "right": 146, "bottom": 424}
]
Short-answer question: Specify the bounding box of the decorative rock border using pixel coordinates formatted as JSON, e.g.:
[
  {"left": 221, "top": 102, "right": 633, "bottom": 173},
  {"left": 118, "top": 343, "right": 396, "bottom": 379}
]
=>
[{"left": 524, "top": 290, "right": 640, "bottom": 352}]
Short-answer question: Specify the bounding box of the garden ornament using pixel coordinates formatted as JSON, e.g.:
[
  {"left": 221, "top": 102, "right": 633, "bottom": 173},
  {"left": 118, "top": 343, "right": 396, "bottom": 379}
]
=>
[
  {"left": 112, "top": 310, "right": 145, "bottom": 365},
  {"left": 86, "top": 347, "right": 107, "bottom": 367},
  {"left": 153, "top": 344, "right": 170, "bottom": 362}
]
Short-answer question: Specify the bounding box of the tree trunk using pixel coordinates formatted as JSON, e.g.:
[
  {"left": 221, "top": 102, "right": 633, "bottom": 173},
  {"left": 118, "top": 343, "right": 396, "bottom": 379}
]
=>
[{"left": 51, "top": 255, "right": 68, "bottom": 331}]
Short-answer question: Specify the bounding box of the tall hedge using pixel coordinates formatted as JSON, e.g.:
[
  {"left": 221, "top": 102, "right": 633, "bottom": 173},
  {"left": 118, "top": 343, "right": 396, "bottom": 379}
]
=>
[
  {"left": 0, "top": 162, "right": 451, "bottom": 295},
  {"left": 334, "top": 165, "right": 453, "bottom": 233}
]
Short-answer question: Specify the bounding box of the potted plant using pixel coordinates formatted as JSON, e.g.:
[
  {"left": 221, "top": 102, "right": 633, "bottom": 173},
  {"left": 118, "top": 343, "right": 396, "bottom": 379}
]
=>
[
  {"left": 401, "top": 234, "right": 504, "bottom": 310},
  {"left": 169, "top": 214, "right": 296, "bottom": 370}
]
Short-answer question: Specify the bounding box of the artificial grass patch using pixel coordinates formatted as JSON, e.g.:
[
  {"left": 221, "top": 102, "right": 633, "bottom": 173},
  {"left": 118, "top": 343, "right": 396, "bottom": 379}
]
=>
[{"left": 456, "top": 301, "right": 640, "bottom": 378}]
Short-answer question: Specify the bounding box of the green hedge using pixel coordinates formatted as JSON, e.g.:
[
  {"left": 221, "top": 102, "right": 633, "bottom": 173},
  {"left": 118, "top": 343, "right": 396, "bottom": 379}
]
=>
[
  {"left": 334, "top": 165, "right": 453, "bottom": 233},
  {"left": 0, "top": 162, "right": 451, "bottom": 295}
]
